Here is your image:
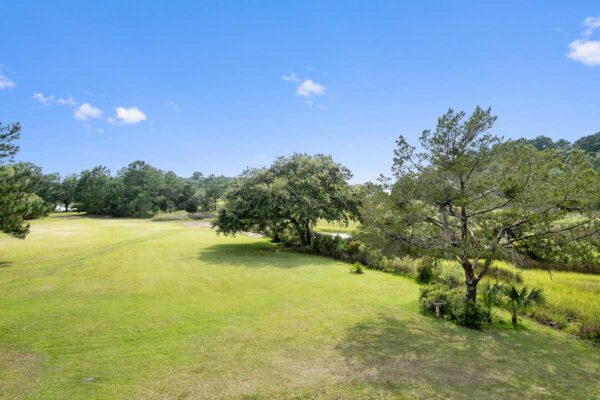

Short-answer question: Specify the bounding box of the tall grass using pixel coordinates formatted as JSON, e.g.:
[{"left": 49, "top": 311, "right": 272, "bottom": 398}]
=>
[{"left": 408, "top": 257, "right": 600, "bottom": 340}]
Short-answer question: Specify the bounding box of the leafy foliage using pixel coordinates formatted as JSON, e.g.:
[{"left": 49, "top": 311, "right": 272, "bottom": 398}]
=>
[
  {"left": 574, "top": 131, "right": 600, "bottom": 156},
  {"left": 214, "top": 153, "right": 359, "bottom": 245},
  {"left": 361, "top": 106, "right": 600, "bottom": 303},
  {"left": 0, "top": 122, "right": 44, "bottom": 238},
  {"left": 502, "top": 284, "right": 546, "bottom": 326}
]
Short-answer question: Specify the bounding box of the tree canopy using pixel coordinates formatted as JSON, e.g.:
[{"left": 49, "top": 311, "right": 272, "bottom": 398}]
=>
[
  {"left": 0, "top": 122, "right": 45, "bottom": 238},
  {"left": 214, "top": 153, "right": 359, "bottom": 245},
  {"left": 363, "top": 107, "right": 600, "bottom": 301}
]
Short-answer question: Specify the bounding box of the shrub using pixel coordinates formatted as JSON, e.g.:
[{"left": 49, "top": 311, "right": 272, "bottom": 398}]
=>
[
  {"left": 502, "top": 284, "right": 547, "bottom": 326},
  {"left": 417, "top": 257, "right": 437, "bottom": 283},
  {"left": 345, "top": 240, "right": 369, "bottom": 265},
  {"left": 436, "top": 265, "right": 464, "bottom": 288},
  {"left": 391, "top": 256, "right": 417, "bottom": 276},
  {"left": 420, "top": 284, "right": 485, "bottom": 329},
  {"left": 311, "top": 233, "right": 348, "bottom": 259},
  {"left": 419, "top": 284, "right": 453, "bottom": 314},
  {"left": 187, "top": 212, "right": 207, "bottom": 220},
  {"left": 349, "top": 262, "right": 364, "bottom": 274},
  {"left": 151, "top": 211, "right": 190, "bottom": 221}
]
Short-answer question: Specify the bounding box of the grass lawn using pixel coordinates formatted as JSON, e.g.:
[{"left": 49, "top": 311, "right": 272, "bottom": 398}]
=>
[{"left": 1, "top": 215, "right": 599, "bottom": 399}]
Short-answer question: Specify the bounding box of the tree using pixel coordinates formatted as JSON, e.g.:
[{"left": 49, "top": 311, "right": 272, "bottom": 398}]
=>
[
  {"left": 11, "top": 163, "right": 61, "bottom": 216},
  {"left": 0, "top": 122, "right": 44, "bottom": 238},
  {"left": 214, "top": 153, "right": 359, "bottom": 246},
  {"left": 117, "top": 161, "right": 165, "bottom": 217},
  {"left": 502, "top": 284, "right": 546, "bottom": 326},
  {"left": 75, "top": 166, "right": 113, "bottom": 215},
  {"left": 0, "top": 122, "right": 21, "bottom": 161},
  {"left": 160, "top": 171, "right": 194, "bottom": 212},
  {"left": 524, "top": 135, "right": 571, "bottom": 152},
  {"left": 60, "top": 175, "right": 78, "bottom": 211},
  {"left": 387, "top": 107, "right": 599, "bottom": 302},
  {"left": 188, "top": 173, "right": 233, "bottom": 211},
  {"left": 574, "top": 131, "right": 600, "bottom": 156}
]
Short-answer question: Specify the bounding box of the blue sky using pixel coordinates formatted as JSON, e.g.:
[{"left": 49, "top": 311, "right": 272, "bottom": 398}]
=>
[{"left": 0, "top": 1, "right": 599, "bottom": 182}]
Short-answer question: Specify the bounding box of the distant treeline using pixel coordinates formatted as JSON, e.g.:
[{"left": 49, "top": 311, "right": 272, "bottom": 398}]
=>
[
  {"left": 10, "top": 160, "right": 234, "bottom": 218},
  {"left": 522, "top": 131, "right": 600, "bottom": 155},
  {"left": 10, "top": 131, "right": 600, "bottom": 221}
]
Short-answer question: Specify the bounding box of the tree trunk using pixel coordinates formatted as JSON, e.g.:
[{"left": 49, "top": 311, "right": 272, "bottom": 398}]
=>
[
  {"left": 304, "top": 225, "right": 312, "bottom": 246},
  {"left": 512, "top": 314, "right": 518, "bottom": 326},
  {"left": 64, "top": 201, "right": 69, "bottom": 212},
  {"left": 462, "top": 259, "right": 478, "bottom": 302},
  {"left": 293, "top": 222, "right": 312, "bottom": 247},
  {"left": 466, "top": 280, "right": 478, "bottom": 302}
]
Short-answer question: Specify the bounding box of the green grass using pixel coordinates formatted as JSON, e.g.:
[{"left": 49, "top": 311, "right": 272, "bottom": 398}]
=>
[
  {"left": 314, "top": 219, "right": 359, "bottom": 234},
  {"left": 1, "top": 215, "right": 599, "bottom": 399}
]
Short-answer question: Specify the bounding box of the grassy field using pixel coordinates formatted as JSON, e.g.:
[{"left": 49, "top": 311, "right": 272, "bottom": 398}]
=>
[
  {"left": 314, "top": 219, "right": 359, "bottom": 234},
  {"left": 1, "top": 215, "right": 599, "bottom": 399},
  {"left": 521, "top": 268, "right": 600, "bottom": 331}
]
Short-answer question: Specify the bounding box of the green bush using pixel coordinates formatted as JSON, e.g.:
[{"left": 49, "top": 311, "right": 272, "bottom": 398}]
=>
[
  {"left": 311, "top": 234, "right": 347, "bottom": 259},
  {"left": 446, "top": 290, "right": 485, "bottom": 329},
  {"left": 419, "top": 284, "right": 454, "bottom": 314},
  {"left": 436, "top": 265, "right": 464, "bottom": 288},
  {"left": 349, "top": 262, "right": 364, "bottom": 274},
  {"left": 345, "top": 240, "right": 369, "bottom": 265},
  {"left": 151, "top": 211, "right": 190, "bottom": 221},
  {"left": 380, "top": 256, "right": 417, "bottom": 276},
  {"left": 417, "top": 257, "right": 436, "bottom": 283},
  {"left": 420, "top": 284, "right": 485, "bottom": 329}
]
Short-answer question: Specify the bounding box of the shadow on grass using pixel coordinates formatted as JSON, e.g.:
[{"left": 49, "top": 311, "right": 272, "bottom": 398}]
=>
[
  {"left": 0, "top": 261, "right": 13, "bottom": 268},
  {"left": 198, "top": 242, "right": 321, "bottom": 269},
  {"left": 336, "top": 314, "right": 600, "bottom": 398}
]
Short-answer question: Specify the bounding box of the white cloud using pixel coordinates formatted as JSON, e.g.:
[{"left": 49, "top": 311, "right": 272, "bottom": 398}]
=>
[
  {"left": 32, "top": 92, "right": 55, "bottom": 105},
  {"left": 567, "top": 39, "right": 600, "bottom": 66},
  {"left": 282, "top": 72, "right": 300, "bottom": 82},
  {"left": 74, "top": 103, "right": 103, "bottom": 121},
  {"left": 296, "top": 79, "right": 325, "bottom": 97},
  {"left": 113, "top": 106, "right": 147, "bottom": 124},
  {"left": 566, "top": 17, "right": 600, "bottom": 66},
  {"left": 57, "top": 96, "right": 78, "bottom": 106},
  {"left": 0, "top": 72, "right": 15, "bottom": 89},
  {"left": 583, "top": 16, "right": 600, "bottom": 37}
]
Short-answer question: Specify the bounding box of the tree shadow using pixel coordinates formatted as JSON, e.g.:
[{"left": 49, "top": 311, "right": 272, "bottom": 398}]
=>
[
  {"left": 336, "top": 314, "right": 600, "bottom": 398},
  {"left": 0, "top": 261, "right": 13, "bottom": 268},
  {"left": 198, "top": 242, "right": 321, "bottom": 269}
]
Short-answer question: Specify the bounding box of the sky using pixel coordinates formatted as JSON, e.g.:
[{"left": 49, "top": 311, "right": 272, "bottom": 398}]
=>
[{"left": 0, "top": 1, "right": 599, "bottom": 182}]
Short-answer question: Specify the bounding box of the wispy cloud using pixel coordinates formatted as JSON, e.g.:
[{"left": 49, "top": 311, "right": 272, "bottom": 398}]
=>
[
  {"left": 282, "top": 72, "right": 300, "bottom": 82},
  {"left": 112, "top": 106, "right": 147, "bottom": 124},
  {"left": 33, "top": 92, "right": 79, "bottom": 106},
  {"left": 33, "top": 92, "right": 55, "bottom": 105},
  {"left": 57, "top": 96, "right": 78, "bottom": 106},
  {"left": 583, "top": 16, "right": 600, "bottom": 37},
  {"left": 74, "top": 103, "right": 103, "bottom": 121},
  {"left": 0, "top": 66, "right": 15, "bottom": 89},
  {"left": 567, "top": 16, "right": 600, "bottom": 66}
]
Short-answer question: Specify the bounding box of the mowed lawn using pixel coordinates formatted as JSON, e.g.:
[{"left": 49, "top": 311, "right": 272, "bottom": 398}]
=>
[{"left": 1, "top": 216, "right": 599, "bottom": 400}]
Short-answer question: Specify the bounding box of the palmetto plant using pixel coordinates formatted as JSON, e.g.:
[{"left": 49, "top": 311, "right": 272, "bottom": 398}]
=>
[
  {"left": 479, "top": 280, "right": 502, "bottom": 322},
  {"left": 502, "top": 284, "right": 546, "bottom": 326}
]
